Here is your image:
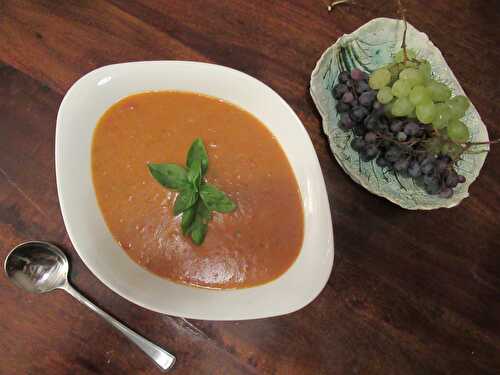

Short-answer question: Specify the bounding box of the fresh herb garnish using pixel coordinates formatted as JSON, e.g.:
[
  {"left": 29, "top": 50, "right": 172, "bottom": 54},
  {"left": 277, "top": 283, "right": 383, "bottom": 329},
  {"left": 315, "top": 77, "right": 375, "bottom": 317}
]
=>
[{"left": 147, "top": 138, "right": 237, "bottom": 245}]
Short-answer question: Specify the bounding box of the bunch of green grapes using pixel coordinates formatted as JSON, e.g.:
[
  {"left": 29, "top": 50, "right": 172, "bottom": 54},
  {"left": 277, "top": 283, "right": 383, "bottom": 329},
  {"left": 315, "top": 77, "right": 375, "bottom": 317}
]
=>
[{"left": 369, "top": 49, "right": 471, "bottom": 149}]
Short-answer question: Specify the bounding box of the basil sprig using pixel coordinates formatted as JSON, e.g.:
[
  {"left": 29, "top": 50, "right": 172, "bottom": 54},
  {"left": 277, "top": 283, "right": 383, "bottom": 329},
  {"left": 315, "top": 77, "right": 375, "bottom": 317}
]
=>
[{"left": 147, "top": 138, "right": 237, "bottom": 245}]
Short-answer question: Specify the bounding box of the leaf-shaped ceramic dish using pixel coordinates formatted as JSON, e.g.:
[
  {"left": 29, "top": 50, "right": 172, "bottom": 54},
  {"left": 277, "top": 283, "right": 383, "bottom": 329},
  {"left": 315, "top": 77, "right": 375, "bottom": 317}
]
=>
[{"left": 310, "top": 17, "right": 489, "bottom": 209}]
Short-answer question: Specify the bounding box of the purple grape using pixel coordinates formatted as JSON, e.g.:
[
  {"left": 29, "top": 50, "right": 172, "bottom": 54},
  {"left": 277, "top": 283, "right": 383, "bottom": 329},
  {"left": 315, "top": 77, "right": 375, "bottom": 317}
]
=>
[
  {"left": 439, "top": 188, "right": 454, "bottom": 198},
  {"left": 436, "top": 159, "right": 449, "bottom": 173},
  {"left": 342, "top": 91, "right": 354, "bottom": 104},
  {"left": 359, "top": 91, "right": 376, "bottom": 107},
  {"left": 390, "top": 120, "right": 404, "bottom": 133},
  {"left": 352, "top": 125, "right": 364, "bottom": 136},
  {"left": 355, "top": 80, "right": 370, "bottom": 94},
  {"left": 423, "top": 174, "right": 438, "bottom": 185},
  {"left": 408, "top": 160, "right": 422, "bottom": 177},
  {"left": 351, "top": 99, "right": 359, "bottom": 107},
  {"left": 336, "top": 102, "right": 350, "bottom": 113},
  {"left": 351, "top": 137, "right": 365, "bottom": 152},
  {"left": 332, "top": 83, "right": 348, "bottom": 99},
  {"left": 385, "top": 146, "right": 402, "bottom": 162},
  {"left": 404, "top": 122, "right": 420, "bottom": 136},
  {"left": 351, "top": 106, "right": 369, "bottom": 122},
  {"left": 364, "top": 132, "right": 377, "bottom": 143},
  {"left": 340, "top": 113, "right": 354, "bottom": 130},
  {"left": 423, "top": 175, "right": 440, "bottom": 195},
  {"left": 338, "top": 71, "right": 350, "bottom": 83},
  {"left": 376, "top": 117, "right": 390, "bottom": 132},
  {"left": 373, "top": 101, "right": 383, "bottom": 111},
  {"left": 361, "top": 144, "right": 379, "bottom": 161},
  {"left": 376, "top": 157, "right": 390, "bottom": 168},
  {"left": 364, "top": 115, "right": 377, "bottom": 130},
  {"left": 421, "top": 155, "right": 435, "bottom": 166},
  {"left": 421, "top": 162, "right": 435, "bottom": 175},
  {"left": 445, "top": 171, "right": 459, "bottom": 188},
  {"left": 351, "top": 68, "right": 367, "bottom": 81},
  {"left": 372, "top": 101, "right": 385, "bottom": 116},
  {"left": 346, "top": 79, "right": 354, "bottom": 88},
  {"left": 457, "top": 175, "right": 466, "bottom": 183},
  {"left": 380, "top": 116, "right": 390, "bottom": 125},
  {"left": 394, "top": 158, "right": 409, "bottom": 172}
]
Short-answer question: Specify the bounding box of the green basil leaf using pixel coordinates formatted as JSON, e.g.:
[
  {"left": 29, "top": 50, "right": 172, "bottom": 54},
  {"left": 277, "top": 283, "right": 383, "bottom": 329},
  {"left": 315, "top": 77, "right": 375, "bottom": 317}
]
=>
[
  {"left": 199, "top": 183, "right": 237, "bottom": 213},
  {"left": 191, "top": 221, "right": 208, "bottom": 245},
  {"left": 187, "top": 201, "right": 211, "bottom": 245},
  {"left": 173, "top": 188, "right": 198, "bottom": 215},
  {"left": 147, "top": 163, "right": 189, "bottom": 191},
  {"left": 197, "top": 200, "right": 211, "bottom": 223},
  {"left": 186, "top": 138, "right": 208, "bottom": 176},
  {"left": 148, "top": 138, "right": 237, "bottom": 245},
  {"left": 181, "top": 205, "right": 196, "bottom": 234},
  {"left": 187, "top": 158, "right": 202, "bottom": 191}
]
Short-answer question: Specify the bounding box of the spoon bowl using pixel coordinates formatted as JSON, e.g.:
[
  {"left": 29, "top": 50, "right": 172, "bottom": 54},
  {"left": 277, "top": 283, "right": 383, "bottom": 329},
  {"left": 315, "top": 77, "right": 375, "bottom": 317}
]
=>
[{"left": 4, "top": 241, "right": 68, "bottom": 294}]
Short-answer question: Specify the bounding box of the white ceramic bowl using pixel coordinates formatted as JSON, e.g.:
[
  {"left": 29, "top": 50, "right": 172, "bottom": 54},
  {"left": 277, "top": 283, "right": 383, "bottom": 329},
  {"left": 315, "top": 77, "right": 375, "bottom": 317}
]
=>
[{"left": 56, "top": 61, "right": 334, "bottom": 320}]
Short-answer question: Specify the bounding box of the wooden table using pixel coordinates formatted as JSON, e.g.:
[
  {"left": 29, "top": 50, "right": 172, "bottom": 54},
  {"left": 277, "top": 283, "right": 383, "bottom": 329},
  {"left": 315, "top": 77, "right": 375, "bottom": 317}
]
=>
[{"left": 1, "top": 1, "right": 499, "bottom": 374}]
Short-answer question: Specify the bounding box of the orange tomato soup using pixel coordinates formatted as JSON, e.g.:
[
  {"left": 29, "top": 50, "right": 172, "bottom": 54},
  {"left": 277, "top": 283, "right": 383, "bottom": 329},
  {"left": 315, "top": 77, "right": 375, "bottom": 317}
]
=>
[{"left": 92, "top": 91, "right": 303, "bottom": 289}]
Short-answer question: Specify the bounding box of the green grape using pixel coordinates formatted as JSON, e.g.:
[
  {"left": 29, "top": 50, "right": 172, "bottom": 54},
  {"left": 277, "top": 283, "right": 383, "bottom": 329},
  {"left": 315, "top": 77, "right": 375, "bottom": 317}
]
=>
[
  {"left": 425, "top": 137, "right": 442, "bottom": 155},
  {"left": 416, "top": 100, "right": 437, "bottom": 124},
  {"left": 432, "top": 103, "right": 452, "bottom": 129},
  {"left": 409, "top": 85, "right": 430, "bottom": 106},
  {"left": 384, "top": 101, "right": 394, "bottom": 117},
  {"left": 394, "top": 49, "right": 416, "bottom": 63},
  {"left": 418, "top": 60, "right": 432, "bottom": 82},
  {"left": 377, "top": 86, "right": 393, "bottom": 104},
  {"left": 369, "top": 68, "right": 391, "bottom": 89},
  {"left": 391, "top": 97, "right": 415, "bottom": 117},
  {"left": 408, "top": 109, "right": 417, "bottom": 119},
  {"left": 396, "top": 61, "right": 419, "bottom": 71},
  {"left": 446, "top": 99, "right": 466, "bottom": 119},
  {"left": 441, "top": 142, "right": 463, "bottom": 159},
  {"left": 449, "top": 95, "right": 470, "bottom": 112},
  {"left": 405, "top": 61, "right": 419, "bottom": 69},
  {"left": 447, "top": 120, "right": 470, "bottom": 142},
  {"left": 399, "top": 68, "right": 424, "bottom": 87},
  {"left": 386, "top": 63, "right": 402, "bottom": 83},
  {"left": 391, "top": 79, "right": 412, "bottom": 98},
  {"left": 426, "top": 80, "right": 452, "bottom": 102}
]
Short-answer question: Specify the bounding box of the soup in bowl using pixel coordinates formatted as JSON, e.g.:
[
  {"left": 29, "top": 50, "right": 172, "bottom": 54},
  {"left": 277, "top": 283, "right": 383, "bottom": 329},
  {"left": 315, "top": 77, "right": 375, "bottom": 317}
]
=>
[
  {"left": 56, "top": 61, "right": 333, "bottom": 319},
  {"left": 92, "top": 91, "right": 304, "bottom": 289}
]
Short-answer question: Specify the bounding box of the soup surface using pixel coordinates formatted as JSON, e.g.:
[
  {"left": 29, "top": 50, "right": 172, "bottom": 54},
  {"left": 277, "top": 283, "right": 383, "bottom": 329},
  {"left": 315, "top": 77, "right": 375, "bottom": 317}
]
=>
[{"left": 92, "top": 91, "right": 303, "bottom": 289}]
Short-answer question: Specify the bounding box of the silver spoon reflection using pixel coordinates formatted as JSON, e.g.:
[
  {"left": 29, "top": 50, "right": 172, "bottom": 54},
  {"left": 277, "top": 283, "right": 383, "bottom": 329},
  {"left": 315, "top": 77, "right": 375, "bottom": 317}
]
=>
[{"left": 4, "top": 241, "right": 175, "bottom": 372}]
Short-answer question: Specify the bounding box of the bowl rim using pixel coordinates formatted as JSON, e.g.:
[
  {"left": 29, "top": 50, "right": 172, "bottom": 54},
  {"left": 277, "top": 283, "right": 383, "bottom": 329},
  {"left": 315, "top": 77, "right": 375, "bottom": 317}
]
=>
[{"left": 56, "top": 60, "right": 334, "bottom": 320}]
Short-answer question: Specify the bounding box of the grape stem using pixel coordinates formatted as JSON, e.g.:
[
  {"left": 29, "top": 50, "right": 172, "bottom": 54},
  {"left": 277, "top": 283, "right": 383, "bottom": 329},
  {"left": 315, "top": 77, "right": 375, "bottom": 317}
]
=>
[
  {"left": 327, "top": 0, "right": 352, "bottom": 12},
  {"left": 377, "top": 133, "right": 422, "bottom": 147},
  {"left": 464, "top": 139, "right": 500, "bottom": 146},
  {"left": 458, "top": 138, "right": 500, "bottom": 159},
  {"left": 396, "top": 0, "right": 409, "bottom": 63}
]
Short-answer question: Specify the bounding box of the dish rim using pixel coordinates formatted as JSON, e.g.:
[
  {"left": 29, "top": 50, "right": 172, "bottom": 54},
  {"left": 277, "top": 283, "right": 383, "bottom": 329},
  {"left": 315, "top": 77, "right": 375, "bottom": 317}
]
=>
[{"left": 56, "top": 60, "right": 334, "bottom": 320}]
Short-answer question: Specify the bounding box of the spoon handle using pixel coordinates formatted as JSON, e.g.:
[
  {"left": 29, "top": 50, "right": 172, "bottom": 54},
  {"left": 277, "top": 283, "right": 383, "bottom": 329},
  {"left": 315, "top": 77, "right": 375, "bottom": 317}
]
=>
[{"left": 61, "top": 283, "right": 175, "bottom": 372}]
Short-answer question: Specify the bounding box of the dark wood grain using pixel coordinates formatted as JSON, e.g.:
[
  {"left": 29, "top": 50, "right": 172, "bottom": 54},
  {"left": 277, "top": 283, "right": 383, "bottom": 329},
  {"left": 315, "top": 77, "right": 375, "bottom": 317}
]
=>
[{"left": 0, "top": 1, "right": 499, "bottom": 374}]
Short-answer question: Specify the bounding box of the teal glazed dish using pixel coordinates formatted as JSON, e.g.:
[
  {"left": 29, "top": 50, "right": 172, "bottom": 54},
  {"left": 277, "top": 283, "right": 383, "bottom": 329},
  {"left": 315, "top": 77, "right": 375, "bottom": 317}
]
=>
[{"left": 310, "top": 18, "right": 489, "bottom": 210}]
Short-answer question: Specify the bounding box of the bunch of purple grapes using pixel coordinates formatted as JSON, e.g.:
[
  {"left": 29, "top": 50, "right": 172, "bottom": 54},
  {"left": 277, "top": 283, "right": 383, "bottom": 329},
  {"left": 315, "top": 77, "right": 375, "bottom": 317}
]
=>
[{"left": 332, "top": 68, "right": 465, "bottom": 198}]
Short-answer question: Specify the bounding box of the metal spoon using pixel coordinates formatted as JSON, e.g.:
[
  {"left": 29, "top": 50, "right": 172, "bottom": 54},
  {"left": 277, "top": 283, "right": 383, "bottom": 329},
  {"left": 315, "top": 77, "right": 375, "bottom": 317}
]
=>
[{"left": 4, "top": 241, "right": 176, "bottom": 372}]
